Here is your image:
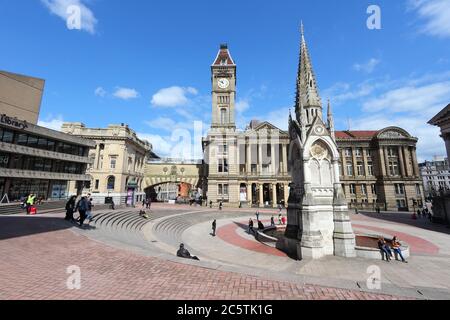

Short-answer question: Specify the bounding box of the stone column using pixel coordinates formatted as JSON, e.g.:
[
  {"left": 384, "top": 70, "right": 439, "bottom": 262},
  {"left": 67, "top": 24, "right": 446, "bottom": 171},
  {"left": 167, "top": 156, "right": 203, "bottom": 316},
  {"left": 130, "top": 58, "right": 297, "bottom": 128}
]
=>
[
  {"left": 271, "top": 143, "right": 276, "bottom": 175},
  {"left": 412, "top": 147, "right": 419, "bottom": 177},
  {"left": 362, "top": 148, "right": 369, "bottom": 177},
  {"left": 378, "top": 147, "right": 386, "bottom": 176},
  {"left": 258, "top": 141, "right": 263, "bottom": 174},
  {"left": 403, "top": 147, "right": 411, "bottom": 177},
  {"left": 341, "top": 149, "right": 347, "bottom": 177},
  {"left": 282, "top": 143, "right": 288, "bottom": 174},
  {"left": 247, "top": 183, "right": 252, "bottom": 204},
  {"left": 351, "top": 148, "right": 357, "bottom": 176},
  {"left": 398, "top": 146, "right": 406, "bottom": 177},
  {"left": 284, "top": 184, "right": 289, "bottom": 205},
  {"left": 384, "top": 147, "right": 390, "bottom": 176},
  {"left": 259, "top": 184, "right": 264, "bottom": 207},
  {"left": 272, "top": 184, "right": 278, "bottom": 207},
  {"left": 235, "top": 138, "right": 240, "bottom": 174},
  {"left": 247, "top": 140, "right": 252, "bottom": 175}
]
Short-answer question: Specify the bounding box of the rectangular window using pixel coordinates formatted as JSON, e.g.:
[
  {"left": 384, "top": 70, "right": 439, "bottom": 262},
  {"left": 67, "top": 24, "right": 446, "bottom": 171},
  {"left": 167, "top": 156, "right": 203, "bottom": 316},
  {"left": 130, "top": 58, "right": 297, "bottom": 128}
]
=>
[
  {"left": 1, "top": 130, "right": 14, "bottom": 143},
  {"left": 350, "top": 184, "right": 356, "bottom": 195},
  {"left": 218, "top": 158, "right": 229, "bottom": 173},
  {"left": 345, "top": 148, "right": 352, "bottom": 157},
  {"left": 355, "top": 148, "right": 363, "bottom": 157},
  {"left": 367, "top": 161, "right": 374, "bottom": 176},
  {"left": 389, "top": 161, "right": 399, "bottom": 176},
  {"left": 346, "top": 163, "right": 354, "bottom": 176},
  {"left": 16, "top": 133, "right": 28, "bottom": 146},
  {"left": 361, "top": 184, "right": 367, "bottom": 195},
  {"left": 110, "top": 157, "right": 117, "bottom": 169},
  {"left": 395, "top": 184, "right": 405, "bottom": 195},
  {"left": 95, "top": 180, "right": 99, "bottom": 190},
  {"left": 217, "top": 184, "right": 229, "bottom": 196},
  {"left": 371, "top": 184, "right": 377, "bottom": 195},
  {"left": 416, "top": 184, "right": 421, "bottom": 195},
  {"left": 357, "top": 162, "right": 364, "bottom": 176},
  {"left": 27, "top": 135, "right": 38, "bottom": 148}
]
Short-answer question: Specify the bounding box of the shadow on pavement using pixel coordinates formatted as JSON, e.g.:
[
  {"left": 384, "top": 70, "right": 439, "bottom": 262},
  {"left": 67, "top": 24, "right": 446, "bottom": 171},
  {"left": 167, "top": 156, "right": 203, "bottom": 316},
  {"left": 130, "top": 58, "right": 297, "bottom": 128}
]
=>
[
  {"left": 0, "top": 216, "right": 78, "bottom": 241},
  {"left": 360, "top": 212, "right": 450, "bottom": 235}
]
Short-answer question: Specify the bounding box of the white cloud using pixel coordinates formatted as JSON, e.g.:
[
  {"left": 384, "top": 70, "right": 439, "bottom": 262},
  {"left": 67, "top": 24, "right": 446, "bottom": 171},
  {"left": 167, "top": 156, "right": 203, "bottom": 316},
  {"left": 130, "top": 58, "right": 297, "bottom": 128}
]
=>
[
  {"left": 145, "top": 117, "right": 195, "bottom": 131},
  {"left": 151, "top": 86, "right": 198, "bottom": 107},
  {"left": 322, "top": 81, "right": 378, "bottom": 105},
  {"left": 353, "top": 58, "right": 380, "bottom": 74},
  {"left": 362, "top": 81, "right": 450, "bottom": 113},
  {"left": 113, "top": 87, "right": 139, "bottom": 100},
  {"left": 38, "top": 115, "right": 65, "bottom": 131},
  {"left": 235, "top": 99, "right": 250, "bottom": 113},
  {"left": 95, "top": 86, "right": 106, "bottom": 97},
  {"left": 138, "top": 130, "right": 204, "bottom": 160},
  {"left": 409, "top": 0, "right": 450, "bottom": 38},
  {"left": 41, "top": 0, "right": 97, "bottom": 34}
]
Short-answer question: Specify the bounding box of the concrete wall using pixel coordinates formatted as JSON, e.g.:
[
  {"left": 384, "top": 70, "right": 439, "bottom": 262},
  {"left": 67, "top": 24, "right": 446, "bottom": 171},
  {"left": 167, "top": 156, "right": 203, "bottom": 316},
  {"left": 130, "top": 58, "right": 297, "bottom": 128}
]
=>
[{"left": 0, "top": 71, "right": 45, "bottom": 124}]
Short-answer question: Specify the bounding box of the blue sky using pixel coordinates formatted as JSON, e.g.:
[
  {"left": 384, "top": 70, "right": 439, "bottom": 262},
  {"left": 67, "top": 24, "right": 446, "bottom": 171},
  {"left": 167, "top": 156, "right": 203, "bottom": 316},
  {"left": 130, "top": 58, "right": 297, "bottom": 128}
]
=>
[{"left": 1, "top": 0, "right": 449, "bottom": 161}]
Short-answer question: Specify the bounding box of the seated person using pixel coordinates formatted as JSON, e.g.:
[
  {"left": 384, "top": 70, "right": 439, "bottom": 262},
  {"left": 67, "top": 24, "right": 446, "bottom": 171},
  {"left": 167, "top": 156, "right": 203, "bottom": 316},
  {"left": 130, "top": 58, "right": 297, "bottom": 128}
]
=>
[
  {"left": 391, "top": 236, "right": 408, "bottom": 263},
  {"left": 258, "top": 220, "right": 265, "bottom": 230},
  {"left": 377, "top": 237, "right": 392, "bottom": 261},
  {"left": 176, "top": 243, "right": 199, "bottom": 260}
]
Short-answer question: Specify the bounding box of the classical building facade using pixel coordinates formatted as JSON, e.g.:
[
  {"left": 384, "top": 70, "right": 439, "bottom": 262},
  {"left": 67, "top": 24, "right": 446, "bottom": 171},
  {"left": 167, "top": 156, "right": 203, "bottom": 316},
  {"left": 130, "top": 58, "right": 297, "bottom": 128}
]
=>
[
  {"left": 419, "top": 156, "right": 450, "bottom": 199},
  {"left": 337, "top": 129, "right": 424, "bottom": 211},
  {"left": 61, "top": 123, "right": 151, "bottom": 206},
  {"left": 201, "top": 43, "right": 424, "bottom": 211},
  {"left": 202, "top": 45, "right": 290, "bottom": 208}
]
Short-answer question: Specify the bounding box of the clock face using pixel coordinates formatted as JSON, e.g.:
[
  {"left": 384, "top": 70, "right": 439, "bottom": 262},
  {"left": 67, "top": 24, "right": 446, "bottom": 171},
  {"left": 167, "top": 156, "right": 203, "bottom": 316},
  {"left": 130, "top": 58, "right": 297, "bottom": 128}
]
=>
[{"left": 218, "top": 78, "right": 230, "bottom": 89}]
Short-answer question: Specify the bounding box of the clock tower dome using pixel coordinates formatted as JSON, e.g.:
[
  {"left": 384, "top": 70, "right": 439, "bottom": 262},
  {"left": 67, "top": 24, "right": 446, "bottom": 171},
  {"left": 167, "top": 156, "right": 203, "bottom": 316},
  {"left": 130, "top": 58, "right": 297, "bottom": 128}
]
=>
[{"left": 211, "top": 44, "right": 236, "bottom": 129}]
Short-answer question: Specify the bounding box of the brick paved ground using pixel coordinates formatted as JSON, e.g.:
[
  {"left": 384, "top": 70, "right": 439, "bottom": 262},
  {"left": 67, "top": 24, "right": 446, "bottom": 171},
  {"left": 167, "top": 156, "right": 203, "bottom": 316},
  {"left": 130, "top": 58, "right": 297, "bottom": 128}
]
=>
[{"left": 0, "top": 215, "right": 405, "bottom": 300}]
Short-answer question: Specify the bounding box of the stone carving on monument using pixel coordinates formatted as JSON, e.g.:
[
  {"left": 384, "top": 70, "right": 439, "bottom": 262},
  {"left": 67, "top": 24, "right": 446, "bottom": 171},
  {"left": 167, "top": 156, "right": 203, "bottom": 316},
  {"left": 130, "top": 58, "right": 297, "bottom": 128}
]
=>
[{"left": 276, "top": 24, "right": 356, "bottom": 260}]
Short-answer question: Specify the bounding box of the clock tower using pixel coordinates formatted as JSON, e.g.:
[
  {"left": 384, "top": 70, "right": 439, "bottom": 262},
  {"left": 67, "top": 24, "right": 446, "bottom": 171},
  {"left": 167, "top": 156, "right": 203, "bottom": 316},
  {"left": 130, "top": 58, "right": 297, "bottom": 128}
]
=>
[{"left": 211, "top": 44, "right": 236, "bottom": 129}]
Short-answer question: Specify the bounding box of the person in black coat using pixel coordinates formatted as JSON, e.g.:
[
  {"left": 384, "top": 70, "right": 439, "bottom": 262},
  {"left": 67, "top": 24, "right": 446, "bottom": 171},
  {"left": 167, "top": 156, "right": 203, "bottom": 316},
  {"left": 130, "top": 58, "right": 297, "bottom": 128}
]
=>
[{"left": 65, "top": 196, "right": 77, "bottom": 222}]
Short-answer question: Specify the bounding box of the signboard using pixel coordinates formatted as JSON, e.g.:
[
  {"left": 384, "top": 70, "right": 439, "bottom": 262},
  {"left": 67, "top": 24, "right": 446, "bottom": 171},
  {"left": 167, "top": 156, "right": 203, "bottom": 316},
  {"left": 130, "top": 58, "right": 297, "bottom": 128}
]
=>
[{"left": 0, "top": 114, "right": 28, "bottom": 130}]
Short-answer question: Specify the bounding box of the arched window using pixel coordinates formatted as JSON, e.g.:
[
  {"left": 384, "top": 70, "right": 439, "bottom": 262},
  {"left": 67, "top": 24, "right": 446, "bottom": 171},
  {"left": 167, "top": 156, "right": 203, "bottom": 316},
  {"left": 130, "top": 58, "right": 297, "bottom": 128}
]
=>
[
  {"left": 220, "top": 108, "right": 228, "bottom": 124},
  {"left": 107, "top": 176, "right": 115, "bottom": 190}
]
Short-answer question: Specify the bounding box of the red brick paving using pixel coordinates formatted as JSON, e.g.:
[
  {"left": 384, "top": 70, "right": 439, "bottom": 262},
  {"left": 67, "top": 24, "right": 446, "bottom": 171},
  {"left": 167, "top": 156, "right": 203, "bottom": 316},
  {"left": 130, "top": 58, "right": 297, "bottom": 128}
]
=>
[
  {"left": 216, "top": 220, "right": 287, "bottom": 257},
  {"left": 0, "top": 215, "right": 406, "bottom": 300}
]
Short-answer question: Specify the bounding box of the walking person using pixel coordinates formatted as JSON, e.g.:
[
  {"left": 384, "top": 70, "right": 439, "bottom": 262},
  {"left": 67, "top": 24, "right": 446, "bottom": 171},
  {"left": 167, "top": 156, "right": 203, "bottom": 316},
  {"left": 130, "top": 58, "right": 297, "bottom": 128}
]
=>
[
  {"left": 391, "top": 236, "right": 408, "bottom": 263},
  {"left": 278, "top": 213, "right": 282, "bottom": 225},
  {"left": 255, "top": 210, "right": 260, "bottom": 221},
  {"left": 86, "top": 198, "right": 94, "bottom": 223},
  {"left": 281, "top": 215, "right": 286, "bottom": 225},
  {"left": 76, "top": 196, "right": 88, "bottom": 227},
  {"left": 209, "top": 200, "right": 213, "bottom": 208},
  {"left": 65, "top": 195, "right": 77, "bottom": 222},
  {"left": 212, "top": 220, "right": 217, "bottom": 237},
  {"left": 248, "top": 218, "right": 254, "bottom": 235},
  {"left": 147, "top": 197, "right": 152, "bottom": 210},
  {"left": 270, "top": 216, "right": 275, "bottom": 227},
  {"left": 219, "top": 201, "right": 223, "bottom": 211}
]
